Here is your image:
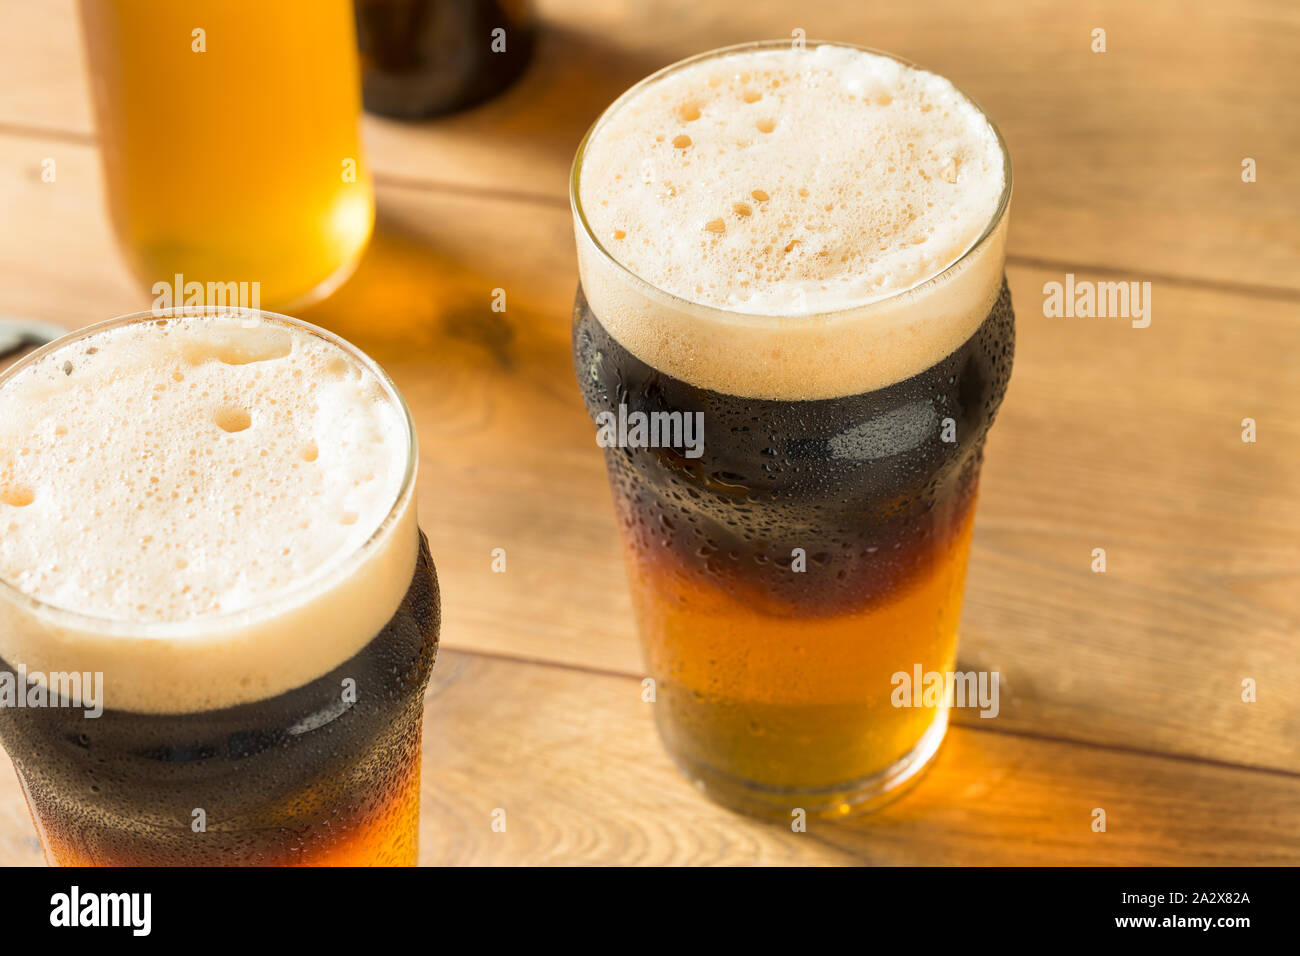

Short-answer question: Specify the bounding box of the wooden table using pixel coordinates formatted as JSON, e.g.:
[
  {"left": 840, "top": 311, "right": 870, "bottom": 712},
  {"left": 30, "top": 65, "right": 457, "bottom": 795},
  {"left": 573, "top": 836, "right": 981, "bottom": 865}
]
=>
[{"left": 0, "top": 0, "right": 1297, "bottom": 865}]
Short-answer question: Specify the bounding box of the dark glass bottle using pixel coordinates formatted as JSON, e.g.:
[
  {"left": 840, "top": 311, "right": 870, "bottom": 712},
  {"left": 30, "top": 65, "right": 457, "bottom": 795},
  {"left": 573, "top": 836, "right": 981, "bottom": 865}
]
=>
[{"left": 354, "top": 0, "right": 536, "bottom": 118}]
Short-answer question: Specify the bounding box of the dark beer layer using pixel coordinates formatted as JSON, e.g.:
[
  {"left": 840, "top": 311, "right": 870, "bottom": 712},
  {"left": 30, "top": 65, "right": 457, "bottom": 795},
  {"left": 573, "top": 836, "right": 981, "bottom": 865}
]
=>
[
  {"left": 0, "top": 539, "right": 439, "bottom": 866},
  {"left": 574, "top": 282, "right": 1015, "bottom": 615}
]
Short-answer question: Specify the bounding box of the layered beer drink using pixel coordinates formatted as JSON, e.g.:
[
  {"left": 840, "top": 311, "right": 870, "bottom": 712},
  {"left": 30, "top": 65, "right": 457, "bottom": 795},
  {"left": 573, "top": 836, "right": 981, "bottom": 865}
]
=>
[
  {"left": 572, "top": 42, "right": 1013, "bottom": 816},
  {"left": 0, "top": 310, "right": 438, "bottom": 865}
]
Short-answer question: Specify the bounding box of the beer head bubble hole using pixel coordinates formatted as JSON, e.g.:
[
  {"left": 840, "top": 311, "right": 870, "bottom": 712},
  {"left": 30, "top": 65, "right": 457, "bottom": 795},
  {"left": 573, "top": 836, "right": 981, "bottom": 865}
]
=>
[
  {"left": 573, "top": 42, "right": 1012, "bottom": 401},
  {"left": 0, "top": 310, "right": 419, "bottom": 713}
]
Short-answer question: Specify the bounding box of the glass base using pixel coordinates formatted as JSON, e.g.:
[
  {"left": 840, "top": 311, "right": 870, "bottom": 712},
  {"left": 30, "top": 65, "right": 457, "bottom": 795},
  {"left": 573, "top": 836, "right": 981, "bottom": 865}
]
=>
[
  {"left": 275, "top": 231, "right": 371, "bottom": 314},
  {"left": 665, "top": 706, "right": 949, "bottom": 821}
]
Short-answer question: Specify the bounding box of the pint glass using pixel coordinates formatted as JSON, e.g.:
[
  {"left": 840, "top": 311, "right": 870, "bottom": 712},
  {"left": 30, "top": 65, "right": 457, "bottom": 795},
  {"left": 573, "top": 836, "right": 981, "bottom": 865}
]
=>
[
  {"left": 79, "top": 1, "right": 375, "bottom": 310},
  {"left": 0, "top": 308, "right": 438, "bottom": 865},
  {"left": 571, "top": 42, "right": 1014, "bottom": 816}
]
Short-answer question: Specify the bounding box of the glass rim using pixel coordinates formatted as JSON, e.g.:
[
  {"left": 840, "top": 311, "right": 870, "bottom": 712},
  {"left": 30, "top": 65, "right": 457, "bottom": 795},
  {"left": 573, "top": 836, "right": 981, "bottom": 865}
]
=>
[
  {"left": 0, "top": 305, "right": 419, "bottom": 637},
  {"left": 569, "top": 38, "right": 1014, "bottom": 323}
]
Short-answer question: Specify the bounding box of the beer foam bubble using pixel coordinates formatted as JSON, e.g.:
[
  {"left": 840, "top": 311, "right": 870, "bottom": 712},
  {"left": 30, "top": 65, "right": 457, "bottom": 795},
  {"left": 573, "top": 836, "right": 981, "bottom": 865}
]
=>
[
  {"left": 0, "top": 313, "right": 418, "bottom": 713},
  {"left": 575, "top": 43, "right": 1009, "bottom": 399}
]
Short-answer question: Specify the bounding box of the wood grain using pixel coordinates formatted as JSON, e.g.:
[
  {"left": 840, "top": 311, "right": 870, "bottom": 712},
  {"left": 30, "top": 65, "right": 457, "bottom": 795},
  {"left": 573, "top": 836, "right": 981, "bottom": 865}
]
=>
[
  {"left": 5, "top": 0, "right": 1298, "bottom": 290},
  {"left": 1, "top": 650, "right": 1293, "bottom": 867},
  {"left": 418, "top": 652, "right": 1300, "bottom": 866}
]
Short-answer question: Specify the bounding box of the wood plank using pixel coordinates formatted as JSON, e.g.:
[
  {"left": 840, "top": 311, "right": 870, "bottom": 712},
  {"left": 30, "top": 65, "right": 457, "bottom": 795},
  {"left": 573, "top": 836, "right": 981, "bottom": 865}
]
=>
[
  {"left": 0, "top": 650, "right": 1294, "bottom": 866},
  {"left": 0, "top": 0, "right": 92, "bottom": 140},
  {"left": 419, "top": 653, "right": 1300, "bottom": 866},
  {"left": 1, "top": 133, "right": 1297, "bottom": 776},
  {"left": 0, "top": 132, "right": 145, "bottom": 327},
  {"left": 5, "top": 0, "right": 1298, "bottom": 289}
]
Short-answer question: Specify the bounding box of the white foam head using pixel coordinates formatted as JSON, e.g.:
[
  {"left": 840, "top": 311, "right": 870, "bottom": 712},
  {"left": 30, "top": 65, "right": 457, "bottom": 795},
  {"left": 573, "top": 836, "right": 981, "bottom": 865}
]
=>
[
  {"left": 0, "top": 310, "right": 418, "bottom": 713},
  {"left": 574, "top": 41, "right": 1011, "bottom": 400}
]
